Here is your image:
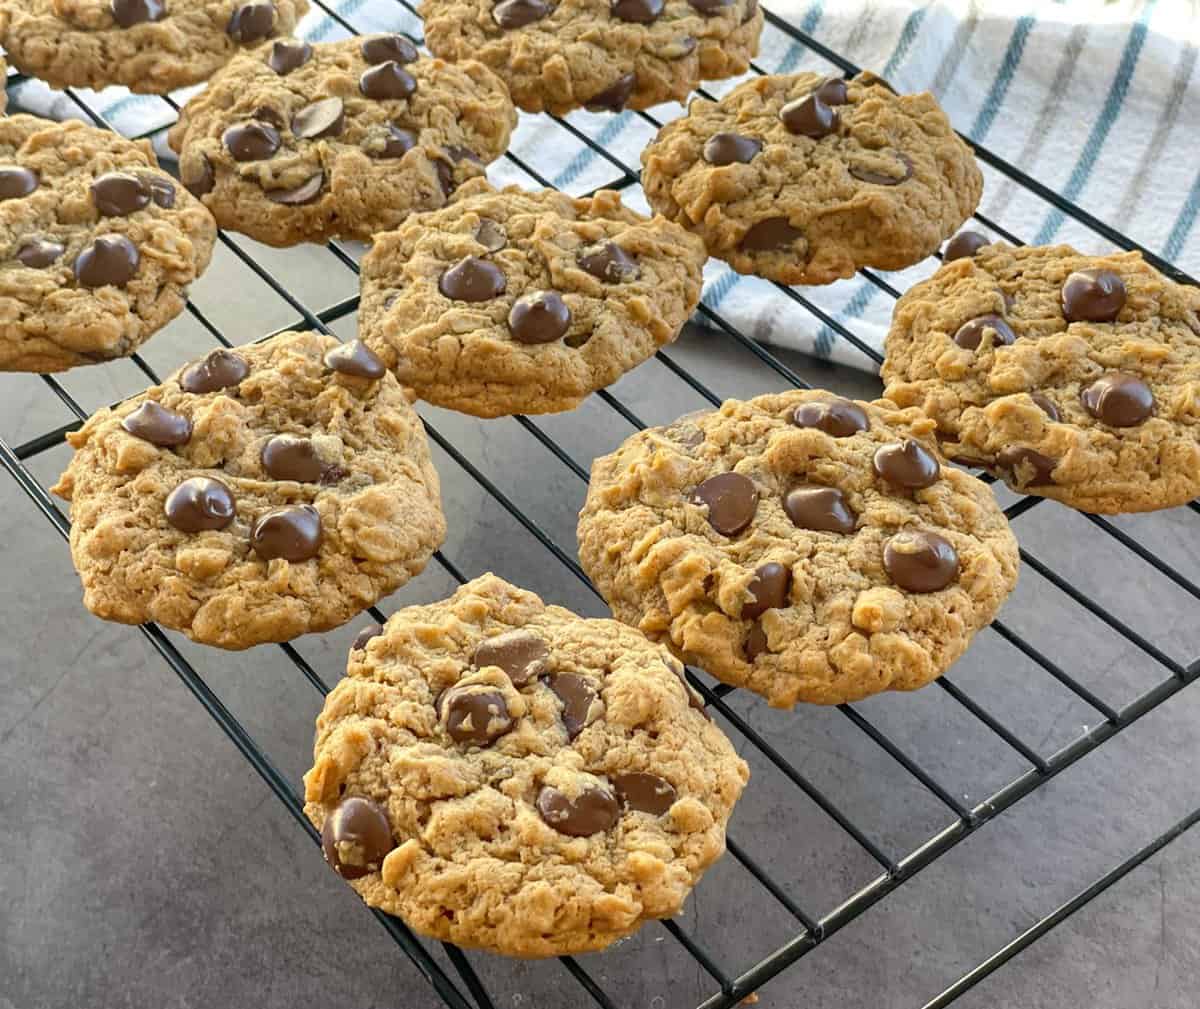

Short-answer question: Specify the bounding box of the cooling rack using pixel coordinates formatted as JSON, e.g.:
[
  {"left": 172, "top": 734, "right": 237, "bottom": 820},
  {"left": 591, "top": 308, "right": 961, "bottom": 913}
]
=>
[{"left": 3, "top": 3, "right": 1200, "bottom": 1007}]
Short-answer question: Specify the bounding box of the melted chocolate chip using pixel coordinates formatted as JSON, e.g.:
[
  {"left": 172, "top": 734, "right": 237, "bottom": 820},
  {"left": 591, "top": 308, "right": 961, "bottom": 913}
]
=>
[
  {"left": 360, "top": 62, "right": 418, "bottom": 100},
  {"left": 549, "top": 673, "right": 597, "bottom": 740},
  {"left": 508, "top": 290, "right": 572, "bottom": 344},
  {"left": 744, "top": 620, "right": 768, "bottom": 660},
  {"left": 111, "top": 0, "right": 165, "bottom": 27},
  {"left": 122, "top": 401, "right": 192, "bottom": 446},
  {"left": 687, "top": 0, "right": 735, "bottom": 12},
  {"left": 180, "top": 348, "right": 248, "bottom": 394},
  {"left": 703, "top": 132, "right": 762, "bottom": 166},
  {"left": 439, "top": 256, "right": 506, "bottom": 302},
  {"left": 441, "top": 686, "right": 514, "bottom": 746},
  {"left": 1062, "top": 268, "right": 1127, "bottom": 323},
  {"left": 324, "top": 339, "right": 385, "bottom": 379},
  {"left": 267, "top": 173, "right": 324, "bottom": 205},
  {"left": 352, "top": 623, "right": 383, "bottom": 651},
  {"left": 883, "top": 530, "right": 959, "bottom": 593},
  {"left": 1080, "top": 372, "right": 1155, "bottom": 427},
  {"left": 612, "top": 0, "right": 663, "bottom": 22},
  {"left": 740, "top": 217, "right": 803, "bottom": 252},
  {"left": 183, "top": 155, "right": 215, "bottom": 198},
  {"left": 873, "top": 439, "right": 940, "bottom": 490},
  {"left": 814, "top": 77, "right": 849, "bottom": 105},
  {"left": 15, "top": 239, "right": 65, "bottom": 268},
  {"left": 261, "top": 435, "right": 332, "bottom": 483},
  {"left": 320, "top": 797, "right": 393, "bottom": 880},
  {"left": 536, "top": 784, "right": 619, "bottom": 836},
  {"left": 611, "top": 772, "right": 676, "bottom": 815},
  {"left": 0, "top": 166, "right": 38, "bottom": 201},
  {"left": 251, "top": 504, "right": 322, "bottom": 562},
  {"left": 267, "top": 38, "right": 312, "bottom": 74},
  {"left": 691, "top": 472, "right": 758, "bottom": 536},
  {"left": 944, "top": 230, "right": 990, "bottom": 262},
  {"left": 783, "top": 485, "right": 855, "bottom": 534},
  {"left": 471, "top": 630, "right": 550, "bottom": 686},
  {"left": 74, "top": 235, "right": 139, "bottom": 288},
  {"left": 586, "top": 74, "right": 637, "bottom": 113},
  {"left": 493, "top": 0, "right": 552, "bottom": 26},
  {"left": 1031, "top": 392, "right": 1061, "bottom": 422},
  {"left": 164, "top": 477, "right": 236, "bottom": 532},
  {"left": 849, "top": 152, "right": 913, "bottom": 186},
  {"left": 361, "top": 34, "right": 419, "bottom": 64},
  {"left": 953, "top": 314, "right": 1016, "bottom": 351},
  {"left": 475, "top": 219, "right": 507, "bottom": 252},
  {"left": 743, "top": 562, "right": 791, "bottom": 619},
  {"left": 226, "top": 1, "right": 277, "bottom": 43},
  {"left": 292, "top": 97, "right": 345, "bottom": 139},
  {"left": 780, "top": 94, "right": 838, "bottom": 138},
  {"left": 223, "top": 122, "right": 280, "bottom": 161},
  {"left": 375, "top": 125, "right": 417, "bottom": 158},
  {"left": 996, "top": 446, "right": 1057, "bottom": 487},
  {"left": 143, "top": 174, "right": 176, "bottom": 208},
  {"left": 790, "top": 397, "right": 868, "bottom": 437},
  {"left": 91, "top": 172, "right": 150, "bottom": 216},
  {"left": 577, "top": 241, "right": 638, "bottom": 282}
]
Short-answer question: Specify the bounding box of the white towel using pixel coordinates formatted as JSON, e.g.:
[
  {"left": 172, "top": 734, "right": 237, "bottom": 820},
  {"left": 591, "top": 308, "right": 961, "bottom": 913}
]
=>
[{"left": 10, "top": 0, "right": 1199, "bottom": 371}]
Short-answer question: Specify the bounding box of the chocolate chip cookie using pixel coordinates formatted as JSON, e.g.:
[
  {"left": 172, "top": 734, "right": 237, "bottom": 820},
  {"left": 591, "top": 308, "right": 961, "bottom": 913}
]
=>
[
  {"left": 0, "top": 1, "right": 308, "bottom": 95},
  {"left": 52, "top": 331, "right": 446, "bottom": 649},
  {"left": 358, "top": 179, "right": 707, "bottom": 417},
  {"left": 577, "top": 391, "right": 1019, "bottom": 707},
  {"left": 641, "top": 72, "right": 983, "bottom": 285},
  {"left": 882, "top": 244, "right": 1200, "bottom": 514},
  {"left": 0, "top": 114, "right": 216, "bottom": 372},
  {"left": 420, "top": 0, "right": 762, "bottom": 116},
  {"left": 302, "top": 573, "right": 748, "bottom": 956},
  {"left": 167, "top": 35, "right": 517, "bottom": 247}
]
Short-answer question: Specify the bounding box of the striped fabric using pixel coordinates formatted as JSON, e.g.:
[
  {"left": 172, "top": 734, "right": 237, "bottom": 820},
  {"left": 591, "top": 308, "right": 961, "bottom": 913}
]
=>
[{"left": 12, "top": 0, "right": 1198, "bottom": 371}]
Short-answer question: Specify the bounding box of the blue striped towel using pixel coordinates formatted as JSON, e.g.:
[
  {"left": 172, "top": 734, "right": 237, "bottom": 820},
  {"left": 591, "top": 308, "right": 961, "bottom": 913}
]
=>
[{"left": 11, "top": 0, "right": 1198, "bottom": 371}]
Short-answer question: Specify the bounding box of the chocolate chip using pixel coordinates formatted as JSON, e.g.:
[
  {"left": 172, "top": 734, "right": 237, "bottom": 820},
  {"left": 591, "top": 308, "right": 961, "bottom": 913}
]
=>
[
  {"left": 142, "top": 173, "right": 176, "bottom": 208},
  {"left": 180, "top": 348, "right": 248, "bottom": 394},
  {"left": 493, "top": 0, "right": 552, "bottom": 26},
  {"left": 227, "top": 1, "right": 277, "bottom": 43},
  {"left": 372, "top": 125, "right": 416, "bottom": 159},
  {"left": 883, "top": 530, "right": 959, "bottom": 593},
  {"left": 687, "top": 0, "right": 735, "bottom": 12},
  {"left": 74, "top": 235, "right": 139, "bottom": 288},
  {"left": 15, "top": 238, "right": 64, "bottom": 268},
  {"left": 1080, "top": 372, "right": 1155, "bottom": 427},
  {"left": 183, "top": 155, "right": 215, "bottom": 198},
  {"left": 669, "top": 36, "right": 698, "bottom": 58},
  {"left": 612, "top": 0, "right": 663, "bottom": 22},
  {"left": 744, "top": 620, "right": 768, "bottom": 660},
  {"left": 953, "top": 314, "right": 1016, "bottom": 351},
  {"left": 471, "top": 630, "right": 550, "bottom": 686},
  {"left": 267, "top": 38, "right": 312, "bottom": 74},
  {"left": 320, "top": 797, "right": 393, "bottom": 880},
  {"left": 251, "top": 504, "right": 322, "bottom": 562},
  {"left": 996, "top": 446, "right": 1057, "bottom": 487},
  {"left": 447, "top": 146, "right": 482, "bottom": 167},
  {"left": 577, "top": 241, "right": 638, "bottom": 282},
  {"left": 360, "top": 62, "right": 417, "bottom": 100},
  {"left": 122, "top": 401, "right": 192, "bottom": 446},
  {"left": 790, "top": 397, "right": 868, "bottom": 437},
  {"left": 740, "top": 217, "right": 803, "bottom": 252},
  {"left": 1062, "top": 268, "right": 1126, "bottom": 323},
  {"left": 0, "top": 166, "right": 38, "bottom": 201},
  {"left": 433, "top": 158, "right": 455, "bottom": 198},
  {"left": 849, "top": 152, "right": 913, "bottom": 186},
  {"left": 352, "top": 623, "right": 383, "bottom": 651},
  {"left": 814, "top": 77, "right": 849, "bottom": 105},
  {"left": 267, "top": 173, "right": 324, "bottom": 205},
  {"left": 164, "top": 477, "right": 236, "bottom": 532},
  {"left": 549, "top": 673, "right": 597, "bottom": 740},
  {"left": 223, "top": 122, "right": 280, "bottom": 161},
  {"left": 743, "top": 562, "right": 791, "bottom": 619},
  {"left": 536, "top": 784, "right": 619, "bottom": 836},
  {"left": 361, "top": 34, "right": 419, "bottom": 64},
  {"left": 439, "top": 256, "right": 506, "bottom": 302},
  {"left": 585, "top": 73, "right": 637, "bottom": 113},
  {"left": 691, "top": 472, "right": 758, "bottom": 536},
  {"left": 91, "top": 172, "right": 150, "bottom": 216},
  {"left": 261, "top": 434, "right": 332, "bottom": 483},
  {"left": 1031, "top": 392, "right": 1061, "bottom": 422},
  {"left": 475, "top": 219, "right": 507, "bottom": 252},
  {"left": 324, "top": 339, "right": 385, "bottom": 379},
  {"left": 292, "top": 98, "right": 345, "bottom": 140},
  {"left": 111, "top": 0, "right": 165, "bottom": 26},
  {"left": 611, "top": 772, "right": 676, "bottom": 815},
  {"left": 703, "top": 132, "right": 762, "bottom": 166},
  {"left": 873, "top": 439, "right": 940, "bottom": 490},
  {"left": 780, "top": 94, "right": 838, "bottom": 138},
  {"left": 508, "top": 291, "right": 572, "bottom": 344},
  {"left": 783, "top": 484, "right": 855, "bottom": 534},
  {"left": 441, "top": 686, "right": 514, "bottom": 746},
  {"left": 944, "top": 230, "right": 990, "bottom": 262}
]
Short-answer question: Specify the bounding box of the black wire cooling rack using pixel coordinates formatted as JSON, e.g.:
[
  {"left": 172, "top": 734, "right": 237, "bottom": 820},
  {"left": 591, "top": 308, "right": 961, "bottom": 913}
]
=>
[{"left": 4, "top": 4, "right": 1200, "bottom": 1007}]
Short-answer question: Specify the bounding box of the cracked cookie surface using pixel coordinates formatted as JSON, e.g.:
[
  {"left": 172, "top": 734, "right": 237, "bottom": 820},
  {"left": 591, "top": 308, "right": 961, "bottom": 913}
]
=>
[
  {"left": 577, "top": 390, "right": 1018, "bottom": 707},
  {"left": 302, "top": 573, "right": 748, "bottom": 957},
  {"left": 882, "top": 243, "right": 1200, "bottom": 514},
  {"left": 359, "top": 179, "right": 707, "bottom": 417},
  {"left": 0, "top": 114, "right": 216, "bottom": 372},
  {"left": 419, "top": 0, "right": 762, "bottom": 116},
  {"left": 641, "top": 72, "right": 982, "bottom": 285},
  {"left": 52, "top": 331, "right": 445, "bottom": 648},
  {"left": 167, "top": 34, "right": 516, "bottom": 246},
  {"left": 0, "top": 0, "right": 309, "bottom": 94}
]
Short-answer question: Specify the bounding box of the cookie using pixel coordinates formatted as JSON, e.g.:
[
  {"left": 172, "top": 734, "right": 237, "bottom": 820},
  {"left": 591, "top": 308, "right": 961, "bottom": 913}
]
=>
[
  {"left": 167, "top": 35, "right": 517, "bottom": 247},
  {"left": 577, "top": 391, "right": 1019, "bottom": 707},
  {"left": 0, "top": 114, "right": 216, "bottom": 372},
  {"left": 0, "top": 0, "right": 309, "bottom": 95},
  {"left": 640, "top": 72, "right": 983, "bottom": 285},
  {"left": 302, "top": 573, "right": 748, "bottom": 957},
  {"left": 882, "top": 243, "right": 1200, "bottom": 514},
  {"left": 419, "top": 0, "right": 762, "bottom": 116},
  {"left": 358, "top": 179, "right": 707, "bottom": 417},
  {"left": 51, "top": 331, "right": 446, "bottom": 649}
]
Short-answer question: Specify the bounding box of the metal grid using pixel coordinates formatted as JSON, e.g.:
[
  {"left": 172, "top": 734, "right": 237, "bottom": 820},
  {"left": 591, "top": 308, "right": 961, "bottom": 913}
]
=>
[{"left": 3, "top": 4, "right": 1200, "bottom": 1007}]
